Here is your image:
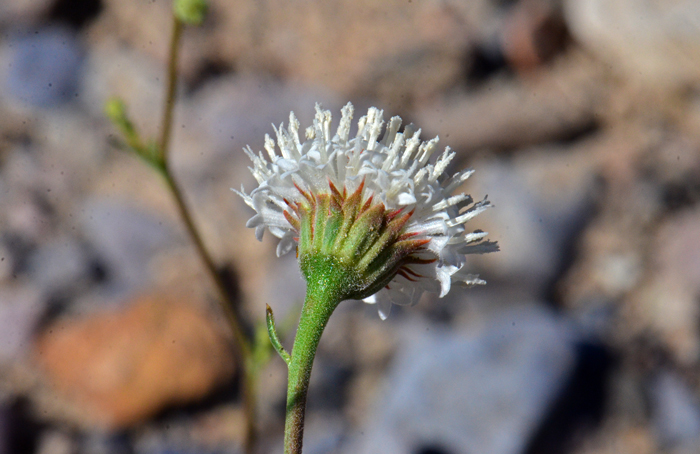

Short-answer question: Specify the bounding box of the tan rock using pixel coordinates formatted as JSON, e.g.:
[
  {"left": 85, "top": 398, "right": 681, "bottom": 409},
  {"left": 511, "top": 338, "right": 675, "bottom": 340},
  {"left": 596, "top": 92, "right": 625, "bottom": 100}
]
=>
[
  {"left": 217, "top": 0, "right": 488, "bottom": 108},
  {"left": 628, "top": 208, "right": 700, "bottom": 364},
  {"left": 565, "top": 0, "right": 700, "bottom": 90},
  {"left": 573, "top": 424, "right": 656, "bottom": 454},
  {"left": 95, "top": 0, "right": 491, "bottom": 109},
  {"left": 414, "top": 50, "right": 607, "bottom": 151},
  {"left": 33, "top": 295, "right": 235, "bottom": 430}
]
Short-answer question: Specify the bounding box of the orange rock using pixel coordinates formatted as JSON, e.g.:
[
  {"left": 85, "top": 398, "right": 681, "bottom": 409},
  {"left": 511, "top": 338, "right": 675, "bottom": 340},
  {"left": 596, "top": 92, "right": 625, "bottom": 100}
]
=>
[{"left": 33, "top": 295, "right": 235, "bottom": 430}]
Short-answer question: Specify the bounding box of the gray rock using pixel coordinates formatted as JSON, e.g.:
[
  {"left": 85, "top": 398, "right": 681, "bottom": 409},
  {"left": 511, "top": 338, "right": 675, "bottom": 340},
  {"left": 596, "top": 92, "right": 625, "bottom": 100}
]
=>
[
  {"left": 565, "top": 0, "right": 700, "bottom": 89},
  {"left": 264, "top": 252, "right": 306, "bottom": 321},
  {"left": 80, "top": 432, "right": 132, "bottom": 454},
  {"left": 302, "top": 414, "right": 345, "bottom": 454},
  {"left": 0, "top": 0, "right": 53, "bottom": 24},
  {"left": 0, "top": 285, "right": 44, "bottom": 363},
  {"left": 175, "top": 76, "right": 341, "bottom": 184},
  {"left": 655, "top": 207, "right": 700, "bottom": 296},
  {"left": 649, "top": 371, "right": 700, "bottom": 449},
  {"left": 134, "top": 422, "right": 241, "bottom": 454},
  {"left": 36, "top": 430, "right": 75, "bottom": 454},
  {"left": 468, "top": 148, "right": 597, "bottom": 293},
  {"left": 269, "top": 413, "right": 345, "bottom": 454},
  {"left": 349, "top": 305, "right": 577, "bottom": 454},
  {"left": 79, "top": 40, "right": 164, "bottom": 137},
  {"left": 26, "top": 236, "right": 89, "bottom": 292}
]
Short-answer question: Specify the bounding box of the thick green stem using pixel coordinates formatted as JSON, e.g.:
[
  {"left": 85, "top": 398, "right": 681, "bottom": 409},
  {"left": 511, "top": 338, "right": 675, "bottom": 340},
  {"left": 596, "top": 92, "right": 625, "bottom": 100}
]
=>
[
  {"left": 284, "top": 256, "right": 347, "bottom": 454},
  {"left": 283, "top": 295, "right": 337, "bottom": 454}
]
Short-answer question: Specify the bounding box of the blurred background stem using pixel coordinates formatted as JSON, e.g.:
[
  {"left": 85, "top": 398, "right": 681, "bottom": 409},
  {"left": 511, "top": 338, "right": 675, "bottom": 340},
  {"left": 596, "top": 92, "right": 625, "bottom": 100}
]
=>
[{"left": 158, "top": 13, "right": 258, "bottom": 454}]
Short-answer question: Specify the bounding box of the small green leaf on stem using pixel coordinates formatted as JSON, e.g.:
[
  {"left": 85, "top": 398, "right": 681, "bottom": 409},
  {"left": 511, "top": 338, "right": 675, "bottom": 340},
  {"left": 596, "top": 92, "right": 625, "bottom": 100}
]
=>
[
  {"left": 105, "top": 97, "right": 137, "bottom": 141},
  {"left": 105, "top": 98, "right": 141, "bottom": 149},
  {"left": 266, "top": 304, "right": 291, "bottom": 366},
  {"left": 105, "top": 97, "right": 165, "bottom": 172},
  {"left": 174, "top": 0, "right": 208, "bottom": 25}
]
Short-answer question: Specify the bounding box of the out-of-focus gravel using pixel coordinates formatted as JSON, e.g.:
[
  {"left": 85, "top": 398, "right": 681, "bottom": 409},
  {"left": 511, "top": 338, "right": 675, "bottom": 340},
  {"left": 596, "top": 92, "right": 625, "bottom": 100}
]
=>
[{"left": 1, "top": 0, "right": 700, "bottom": 453}]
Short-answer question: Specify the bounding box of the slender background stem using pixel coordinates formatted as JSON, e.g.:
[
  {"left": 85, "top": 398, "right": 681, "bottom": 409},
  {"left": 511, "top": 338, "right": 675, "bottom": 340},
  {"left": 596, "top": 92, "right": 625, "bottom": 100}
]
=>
[
  {"left": 158, "top": 15, "right": 257, "bottom": 454},
  {"left": 159, "top": 16, "right": 182, "bottom": 161}
]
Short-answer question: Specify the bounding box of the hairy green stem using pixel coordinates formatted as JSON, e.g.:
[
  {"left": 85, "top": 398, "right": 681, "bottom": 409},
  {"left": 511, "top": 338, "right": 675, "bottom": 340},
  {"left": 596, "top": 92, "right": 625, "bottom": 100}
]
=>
[
  {"left": 284, "top": 256, "right": 347, "bottom": 454},
  {"left": 284, "top": 295, "right": 337, "bottom": 454},
  {"left": 158, "top": 15, "right": 257, "bottom": 454}
]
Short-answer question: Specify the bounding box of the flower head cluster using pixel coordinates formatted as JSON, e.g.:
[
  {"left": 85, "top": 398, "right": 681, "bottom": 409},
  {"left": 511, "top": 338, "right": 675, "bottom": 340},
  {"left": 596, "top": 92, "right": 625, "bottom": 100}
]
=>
[{"left": 235, "top": 103, "right": 498, "bottom": 319}]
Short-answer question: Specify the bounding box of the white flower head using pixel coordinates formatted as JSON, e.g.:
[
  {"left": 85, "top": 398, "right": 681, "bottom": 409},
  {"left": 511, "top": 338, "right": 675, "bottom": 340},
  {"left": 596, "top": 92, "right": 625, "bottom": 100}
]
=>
[{"left": 235, "top": 103, "right": 498, "bottom": 319}]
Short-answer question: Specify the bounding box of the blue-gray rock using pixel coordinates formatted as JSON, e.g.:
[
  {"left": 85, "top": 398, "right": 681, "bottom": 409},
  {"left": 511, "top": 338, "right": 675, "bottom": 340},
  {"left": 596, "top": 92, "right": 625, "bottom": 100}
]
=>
[
  {"left": 2, "top": 27, "right": 84, "bottom": 107},
  {"left": 79, "top": 199, "right": 174, "bottom": 297},
  {"left": 649, "top": 371, "right": 700, "bottom": 449},
  {"left": 81, "top": 432, "right": 133, "bottom": 454},
  {"left": 350, "top": 305, "right": 577, "bottom": 454},
  {"left": 26, "top": 236, "right": 89, "bottom": 292}
]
